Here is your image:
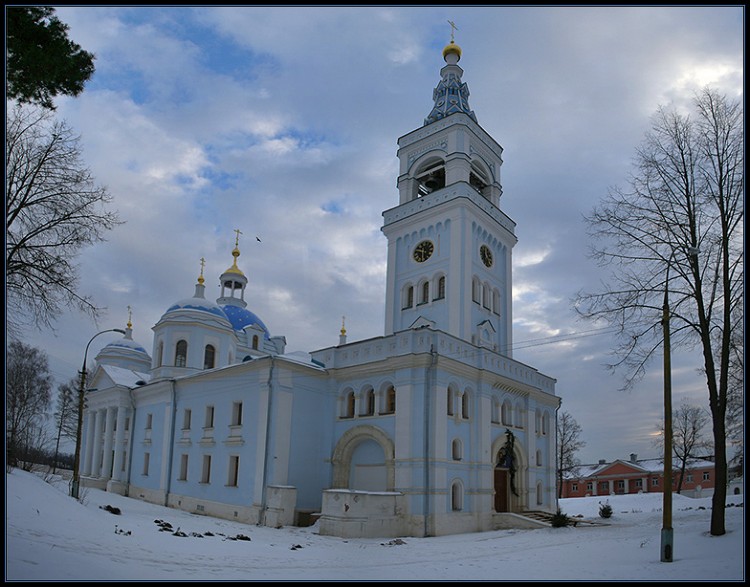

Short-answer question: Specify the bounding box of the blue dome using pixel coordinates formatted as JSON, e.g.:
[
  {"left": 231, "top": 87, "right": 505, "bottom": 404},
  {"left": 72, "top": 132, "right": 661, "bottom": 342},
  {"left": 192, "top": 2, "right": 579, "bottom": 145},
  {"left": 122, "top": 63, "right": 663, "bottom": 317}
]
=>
[
  {"left": 222, "top": 305, "right": 270, "bottom": 339},
  {"left": 165, "top": 298, "right": 230, "bottom": 321},
  {"left": 104, "top": 339, "right": 149, "bottom": 355}
]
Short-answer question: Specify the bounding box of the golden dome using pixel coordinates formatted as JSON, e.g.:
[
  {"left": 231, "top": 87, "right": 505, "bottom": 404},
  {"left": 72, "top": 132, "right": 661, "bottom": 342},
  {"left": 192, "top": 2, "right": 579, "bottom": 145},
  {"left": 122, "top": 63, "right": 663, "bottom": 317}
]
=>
[{"left": 442, "top": 40, "right": 462, "bottom": 60}]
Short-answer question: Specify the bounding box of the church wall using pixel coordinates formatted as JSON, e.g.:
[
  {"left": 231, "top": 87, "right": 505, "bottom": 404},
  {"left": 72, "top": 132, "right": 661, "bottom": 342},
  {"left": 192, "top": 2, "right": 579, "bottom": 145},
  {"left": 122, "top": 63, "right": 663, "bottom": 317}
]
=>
[
  {"left": 129, "top": 387, "right": 172, "bottom": 498},
  {"left": 167, "top": 367, "right": 266, "bottom": 509},
  {"left": 284, "top": 376, "right": 334, "bottom": 512}
]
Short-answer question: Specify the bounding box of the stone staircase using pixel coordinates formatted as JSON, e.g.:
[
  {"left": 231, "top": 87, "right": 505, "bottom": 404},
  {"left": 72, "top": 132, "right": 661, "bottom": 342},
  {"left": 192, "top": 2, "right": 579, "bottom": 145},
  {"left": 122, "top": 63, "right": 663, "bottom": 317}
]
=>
[{"left": 520, "top": 510, "right": 556, "bottom": 525}]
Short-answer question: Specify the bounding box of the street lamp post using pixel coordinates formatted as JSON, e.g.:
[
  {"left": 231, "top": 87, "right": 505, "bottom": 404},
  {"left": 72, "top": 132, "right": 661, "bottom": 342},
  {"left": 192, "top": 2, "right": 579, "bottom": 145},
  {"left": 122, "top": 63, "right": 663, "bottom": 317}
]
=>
[
  {"left": 660, "top": 246, "right": 698, "bottom": 563},
  {"left": 71, "top": 328, "right": 126, "bottom": 500},
  {"left": 661, "top": 271, "right": 674, "bottom": 562}
]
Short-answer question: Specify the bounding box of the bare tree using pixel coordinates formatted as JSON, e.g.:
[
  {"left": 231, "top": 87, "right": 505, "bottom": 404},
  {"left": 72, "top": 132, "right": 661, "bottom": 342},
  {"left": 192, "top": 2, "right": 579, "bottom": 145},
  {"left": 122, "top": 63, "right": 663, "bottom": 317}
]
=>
[
  {"left": 576, "top": 88, "right": 743, "bottom": 536},
  {"left": 6, "top": 341, "right": 54, "bottom": 468},
  {"left": 556, "top": 411, "right": 586, "bottom": 499},
  {"left": 52, "top": 377, "right": 79, "bottom": 473},
  {"left": 5, "top": 104, "right": 121, "bottom": 338},
  {"left": 654, "top": 402, "right": 711, "bottom": 494}
]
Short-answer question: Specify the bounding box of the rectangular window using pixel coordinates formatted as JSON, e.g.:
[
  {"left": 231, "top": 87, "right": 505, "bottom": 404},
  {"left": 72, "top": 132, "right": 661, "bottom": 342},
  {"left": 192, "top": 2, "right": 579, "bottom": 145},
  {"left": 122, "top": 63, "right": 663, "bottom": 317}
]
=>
[
  {"left": 183, "top": 409, "right": 192, "bottom": 430},
  {"left": 179, "top": 454, "right": 188, "bottom": 481},
  {"left": 204, "top": 406, "right": 214, "bottom": 429},
  {"left": 572, "top": 483, "right": 578, "bottom": 492},
  {"left": 231, "top": 402, "right": 243, "bottom": 427},
  {"left": 687, "top": 473, "right": 693, "bottom": 482},
  {"left": 125, "top": 417, "right": 130, "bottom": 431},
  {"left": 142, "top": 452, "right": 150, "bottom": 476},
  {"left": 617, "top": 480, "right": 625, "bottom": 490},
  {"left": 635, "top": 479, "right": 643, "bottom": 488},
  {"left": 586, "top": 482, "right": 593, "bottom": 491},
  {"left": 652, "top": 477, "right": 659, "bottom": 486},
  {"left": 145, "top": 413, "right": 153, "bottom": 429},
  {"left": 201, "top": 455, "right": 212, "bottom": 484},
  {"left": 703, "top": 471, "right": 710, "bottom": 481},
  {"left": 227, "top": 455, "right": 239, "bottom": 487}
]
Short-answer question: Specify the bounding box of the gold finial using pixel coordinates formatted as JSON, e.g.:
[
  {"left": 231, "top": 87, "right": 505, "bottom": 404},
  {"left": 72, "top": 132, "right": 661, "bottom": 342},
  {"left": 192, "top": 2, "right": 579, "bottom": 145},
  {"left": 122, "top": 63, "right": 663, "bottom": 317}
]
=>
[
  {"left": 198, "top": 257, "right": 206, "bottom": 284},
  {"left": 443, "top": 20, "right": 462, "bottom": 60},
  {"left": 448, "top": 20, "right": 458, "bottom": 43},
  {"left": 127, "top": 305, "right": 133, "bottom": 329},
  {"left": 340, "top": 315, "right": 347, "bottom": 336},
  {"left": 234, "top": 228, "right": 243, "bottom": 248}
]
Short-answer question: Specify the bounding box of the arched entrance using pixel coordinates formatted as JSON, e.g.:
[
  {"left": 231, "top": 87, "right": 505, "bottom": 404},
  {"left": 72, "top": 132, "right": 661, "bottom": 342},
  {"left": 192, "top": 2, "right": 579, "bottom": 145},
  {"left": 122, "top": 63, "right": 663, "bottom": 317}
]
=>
[
  {"left": 492, "top": 431, "right": 526, "bottom": 513},
  {"left": 330, "top": 425, "right": 395, "bottom": 491}
]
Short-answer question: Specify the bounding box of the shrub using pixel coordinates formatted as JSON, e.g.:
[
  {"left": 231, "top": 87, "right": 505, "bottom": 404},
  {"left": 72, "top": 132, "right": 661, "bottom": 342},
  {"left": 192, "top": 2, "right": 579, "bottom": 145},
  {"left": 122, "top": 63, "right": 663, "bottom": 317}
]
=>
[
  {"left": 551, "top": 509, "right": 571, "bottom": 527},
  {"left": 599, "top": 502, "right": 613, "bottom": 518}
]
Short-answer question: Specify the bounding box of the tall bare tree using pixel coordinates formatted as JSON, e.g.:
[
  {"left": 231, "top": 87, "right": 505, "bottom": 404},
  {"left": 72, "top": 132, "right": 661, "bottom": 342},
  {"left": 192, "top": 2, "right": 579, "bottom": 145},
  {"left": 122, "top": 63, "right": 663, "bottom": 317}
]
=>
[
  {"left": 6, "top": 104, "right": 121, "bottom": 338},
  {"left": 556, "top": 411, "right": 586, "bottom": 499},
  {"left": 52, "top": 377, "right": 79, "bottom": 473},
  {"left": 576, "top": 88, "right": 743, "bottom": 536},
  {"left": 6, "top": 341, "right": 54, "bottom": 468},
  {"left": 654, "top": 402, "right": 711, "bottom": 494}
]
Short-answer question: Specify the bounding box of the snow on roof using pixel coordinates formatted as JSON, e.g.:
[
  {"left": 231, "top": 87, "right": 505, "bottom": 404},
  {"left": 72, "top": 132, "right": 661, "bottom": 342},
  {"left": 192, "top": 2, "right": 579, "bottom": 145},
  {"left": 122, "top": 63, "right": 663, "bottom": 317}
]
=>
[{"left": 100, "top": 364, "right": 150, "bottom": 388}]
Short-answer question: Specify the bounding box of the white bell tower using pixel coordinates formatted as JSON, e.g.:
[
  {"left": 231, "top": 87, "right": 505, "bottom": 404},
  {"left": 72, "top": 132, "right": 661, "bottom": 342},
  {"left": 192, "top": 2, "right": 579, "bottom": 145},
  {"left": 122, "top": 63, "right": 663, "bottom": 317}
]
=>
[{"left": 381, "top": 37, "right": 517, "bottom": 356}]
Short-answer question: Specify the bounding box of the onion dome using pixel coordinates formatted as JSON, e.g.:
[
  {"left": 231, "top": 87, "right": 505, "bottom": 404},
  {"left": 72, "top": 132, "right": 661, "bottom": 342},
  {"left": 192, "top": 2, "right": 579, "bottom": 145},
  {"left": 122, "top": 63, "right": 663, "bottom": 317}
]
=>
[
  {"left": 95, "top": 311, "right": 152, "bottom": 372},
  {"left": 158, "top": 263, "right": 232, "bottom": 330}
]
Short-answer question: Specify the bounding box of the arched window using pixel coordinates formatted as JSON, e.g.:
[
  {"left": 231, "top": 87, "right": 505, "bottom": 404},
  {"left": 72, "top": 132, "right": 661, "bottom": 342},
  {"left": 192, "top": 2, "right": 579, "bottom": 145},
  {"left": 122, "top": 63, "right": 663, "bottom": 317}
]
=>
[
  {"left": 384, "top": 386, "right": 396, "bottom": 414},
  {"left": 536, "top": 450, "right": 542, "bottom": 467},
  {"left": 420, "top": 281, "right": 429, "bottom": 304},
  {"left": 363, "top": 388, "right": 375, "bottom": 416},
  {"left": 404, "top": 285, "right": 414, "bottom": 309},
  {"left": 436, "top": 276, "right": 446, "bottom": 300},
  {"left": 461, "top": 391, "right": 470, "bottom": 419},
  {"left": 451, "top": 481, "right": 463, "bottom": 511},
  {"left": 344, "top": 391, "right": 355, "bottom": 418},
  {"left": 252, "top": 335, "right": 259, "bottom": 350},
  {"left": 501, "top": 401, "right": 512, "bottom": 425},
  {"left": 483, "top": 283, "right": 491, "bottom": 309},
  {"left": 203, "top": 344, "right": 215, "bottom": 369},
  {"left": 447, "top": 387, "right": 454, "bottom": 416},
  {"left": 542, "top": 412, "right": 549, "bottom": 435},
  {"left": 175, "top": 340, "right": 188, "bottom": 367},
  {"left": 536, "top": 482, "right": 544, "bottom": 505},
  {"left": 493, "top": 289, "right": 501, "bottom": 315},
  {"left": 491, "top": 399, "right": 500, "bottom": 424},
  {"left": 472, "top": 277, "right": 480, "bottom": 303},
  {"left": 156, "top": 341, "right": 163, "bottom": 367},
  {"left": 452, "top": 439, "right": 462, "bottom": 461}
]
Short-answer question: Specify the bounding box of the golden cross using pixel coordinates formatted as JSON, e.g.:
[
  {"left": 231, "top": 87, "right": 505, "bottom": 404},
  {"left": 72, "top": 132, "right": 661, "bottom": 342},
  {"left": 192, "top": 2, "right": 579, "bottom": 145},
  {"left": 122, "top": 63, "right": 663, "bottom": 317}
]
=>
[
  {"left": 341, "top": 315, "right": 346, "bottom": 335},
  {"left": 127, "top": 305, "right": 132, "bottom": 328},
  {"left": 448, "top": 20, "right": 458, "bottom": 43},
  {"left": 199, "top": 256, "right": 206, "bottom": 276},
  {"left": 234, "top": 228, "right": 243, "bottom": 247}
]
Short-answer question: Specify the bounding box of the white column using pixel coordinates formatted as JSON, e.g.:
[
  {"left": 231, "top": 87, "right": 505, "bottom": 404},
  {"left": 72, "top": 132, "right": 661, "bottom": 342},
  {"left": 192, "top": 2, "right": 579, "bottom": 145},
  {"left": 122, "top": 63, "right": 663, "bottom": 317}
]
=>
[
  {"left": 91, "top": 410, "right": 105, "bottom": 477},
  {"left": 82, "top": 410, "right": 96, "bottom": 476},
  {"left": 101, "top": 407, "right": 116, "bottom": 479},
  {"left": 112, "top": 407, "right": 128, "bottom": 481}
]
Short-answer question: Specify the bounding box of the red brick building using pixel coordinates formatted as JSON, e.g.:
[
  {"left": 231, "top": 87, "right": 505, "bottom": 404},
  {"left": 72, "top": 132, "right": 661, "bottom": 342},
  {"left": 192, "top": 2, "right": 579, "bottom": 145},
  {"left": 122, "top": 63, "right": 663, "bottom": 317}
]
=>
[{"left": 560, "top": 454, "right": 717, "bottom": 499}]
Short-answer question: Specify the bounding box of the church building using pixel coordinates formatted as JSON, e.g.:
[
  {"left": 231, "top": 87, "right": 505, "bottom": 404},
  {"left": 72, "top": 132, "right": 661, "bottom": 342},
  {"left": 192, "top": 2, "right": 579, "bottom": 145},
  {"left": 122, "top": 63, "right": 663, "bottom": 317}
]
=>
[{"left": 80, "top": 37, "right": 560, "bottom": 538}]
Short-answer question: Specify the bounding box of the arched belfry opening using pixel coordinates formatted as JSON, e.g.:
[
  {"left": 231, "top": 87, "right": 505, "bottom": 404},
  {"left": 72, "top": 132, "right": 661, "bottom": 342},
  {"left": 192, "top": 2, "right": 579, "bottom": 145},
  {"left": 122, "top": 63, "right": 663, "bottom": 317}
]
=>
[{"left": 415, "top": 158, "right": 446, "bottom": 198}]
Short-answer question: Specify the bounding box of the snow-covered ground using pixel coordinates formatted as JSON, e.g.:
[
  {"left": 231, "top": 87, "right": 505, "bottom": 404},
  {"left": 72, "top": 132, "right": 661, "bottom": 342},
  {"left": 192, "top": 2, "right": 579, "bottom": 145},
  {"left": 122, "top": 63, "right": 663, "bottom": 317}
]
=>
[{"left": 5, "top": 468, "right": 745, "bottom": 581}]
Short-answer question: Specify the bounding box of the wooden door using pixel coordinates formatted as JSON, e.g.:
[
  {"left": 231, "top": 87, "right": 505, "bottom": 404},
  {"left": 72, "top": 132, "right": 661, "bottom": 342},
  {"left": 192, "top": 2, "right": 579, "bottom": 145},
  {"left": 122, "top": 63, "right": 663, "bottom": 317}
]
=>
[{"left": 494, "top": 468, "right": 509, "bottom": 512}]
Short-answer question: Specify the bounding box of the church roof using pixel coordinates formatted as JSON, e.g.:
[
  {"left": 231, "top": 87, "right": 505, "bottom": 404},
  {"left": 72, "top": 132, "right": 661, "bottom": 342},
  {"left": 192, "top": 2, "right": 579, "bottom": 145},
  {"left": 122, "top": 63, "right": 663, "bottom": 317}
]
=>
[{"left": 222, "top": 305, "right": 270, "bottom": 338}]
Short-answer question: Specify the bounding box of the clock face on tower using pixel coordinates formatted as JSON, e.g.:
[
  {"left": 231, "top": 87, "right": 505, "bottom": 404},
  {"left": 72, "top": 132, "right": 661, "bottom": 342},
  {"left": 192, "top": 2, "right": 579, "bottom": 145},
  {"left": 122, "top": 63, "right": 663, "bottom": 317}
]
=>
[
  {"left": 413, "top": 240, "right": 434, "bottom": 263},
  {"left": 480, "top": 244, "right": 493, "bottom": 268}
]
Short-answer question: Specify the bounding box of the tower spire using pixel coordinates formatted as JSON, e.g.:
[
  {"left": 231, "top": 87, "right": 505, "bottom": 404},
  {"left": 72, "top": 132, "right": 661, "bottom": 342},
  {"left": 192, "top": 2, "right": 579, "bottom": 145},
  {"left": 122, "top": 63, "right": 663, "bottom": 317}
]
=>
[{"left": 424, "top": 22, "right": 476, "bottom": 126}]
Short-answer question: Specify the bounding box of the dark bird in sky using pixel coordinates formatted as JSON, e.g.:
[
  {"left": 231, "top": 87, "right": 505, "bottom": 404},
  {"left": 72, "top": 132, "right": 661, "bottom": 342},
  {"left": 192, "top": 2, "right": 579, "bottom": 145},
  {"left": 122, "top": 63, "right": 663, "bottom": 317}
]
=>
[{"left": 256, "top": 236, "right": 262, "bottom": 242}]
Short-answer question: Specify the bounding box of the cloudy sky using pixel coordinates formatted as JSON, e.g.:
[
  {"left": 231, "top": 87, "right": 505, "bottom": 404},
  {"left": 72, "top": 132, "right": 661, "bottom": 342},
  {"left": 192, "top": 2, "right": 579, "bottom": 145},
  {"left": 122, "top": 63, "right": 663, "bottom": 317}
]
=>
[{"left": 16, "top": 6, "right": 743, "bottom": 464}]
